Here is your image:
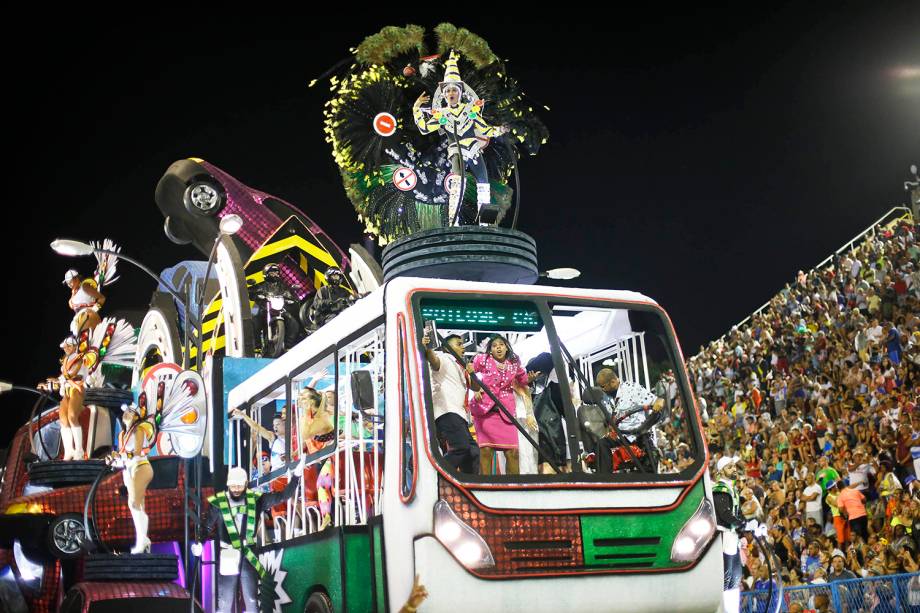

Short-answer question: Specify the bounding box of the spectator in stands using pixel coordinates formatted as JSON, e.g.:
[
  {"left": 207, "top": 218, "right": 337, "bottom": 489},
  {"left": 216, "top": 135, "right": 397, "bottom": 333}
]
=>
[
  {"left": 695, "top": 217, "right": 920, "bottom": 593},
  {"left": 827, "top": 551, "right": 857, "bottom": 581}
]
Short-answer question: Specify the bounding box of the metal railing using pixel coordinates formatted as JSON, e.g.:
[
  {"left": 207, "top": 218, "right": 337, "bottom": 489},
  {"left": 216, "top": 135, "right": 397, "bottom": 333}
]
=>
[
  {"left": 741, "top": 571, "right": 920, "bottom": 612},
  {"left": 707, "top": 206, "right": 914, "bottom": 348}
]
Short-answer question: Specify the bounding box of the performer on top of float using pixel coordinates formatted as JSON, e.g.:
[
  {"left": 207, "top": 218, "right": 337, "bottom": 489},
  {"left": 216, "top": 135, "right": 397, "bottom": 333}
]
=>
[
  {"left": 62, "top": 239, "right": 120, "bottom": 336},
  {"left": 39, "top": 336, "right": 87, "bottom": 460},
  {"left": 109, "top": 366, "right": 208, "bottom": 555},
  {"left": 412, "top": 50, "right": 509, "bottom": 222},
  {"left": 109, "top": 398, "right": 157, "bottom": 554},
  {"left": 309, "top": 266, "right": 354, "bottom": 327}
]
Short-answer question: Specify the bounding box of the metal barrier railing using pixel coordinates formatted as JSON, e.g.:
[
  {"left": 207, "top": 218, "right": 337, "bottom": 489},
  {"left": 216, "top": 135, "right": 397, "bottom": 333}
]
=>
[
  {"left": 705, "top": 206, "right": 914, "bottom": 348},
  {"left": 741, "top": 571, "right": 920, "bottom": 612}
]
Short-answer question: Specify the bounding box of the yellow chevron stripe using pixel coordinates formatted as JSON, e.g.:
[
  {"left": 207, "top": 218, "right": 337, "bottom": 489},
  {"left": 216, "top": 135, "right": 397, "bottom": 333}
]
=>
[{"left": 247, "top": 235, "right": 337, "bottom": 267}]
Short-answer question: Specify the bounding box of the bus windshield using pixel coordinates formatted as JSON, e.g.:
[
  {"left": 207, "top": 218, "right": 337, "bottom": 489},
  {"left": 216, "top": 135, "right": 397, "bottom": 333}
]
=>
[{"left": 415, "top": 294, "right": 704, "bottom": 483}]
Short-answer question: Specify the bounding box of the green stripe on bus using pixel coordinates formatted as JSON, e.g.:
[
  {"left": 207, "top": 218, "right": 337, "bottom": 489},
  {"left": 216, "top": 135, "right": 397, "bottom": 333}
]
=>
[
  {"left": 344, "top": 531, "right": 374, "bottom": 612},
  {"left": 579, "top": 481, "right": 704, "bottom": 569},
  {"left": 373, "top": 524, "right": 386, "bottom": 613}
]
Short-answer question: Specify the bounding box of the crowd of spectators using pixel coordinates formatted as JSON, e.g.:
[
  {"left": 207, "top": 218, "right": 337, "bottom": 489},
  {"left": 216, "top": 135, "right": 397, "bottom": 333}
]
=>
[{"left": 689, "top": 216, "right": 920, "bottom": 591}]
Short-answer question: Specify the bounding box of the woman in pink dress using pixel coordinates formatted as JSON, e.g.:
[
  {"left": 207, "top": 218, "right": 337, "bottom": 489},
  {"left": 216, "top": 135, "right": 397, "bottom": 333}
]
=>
[{"left": 469, "top": 335, "right": 531, "bottom": 475}]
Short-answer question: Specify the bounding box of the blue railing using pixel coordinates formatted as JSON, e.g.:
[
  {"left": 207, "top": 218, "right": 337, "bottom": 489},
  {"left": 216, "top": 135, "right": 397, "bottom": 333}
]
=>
[{"left": 742, "top": 572, "right": 920, "bottom": 612}]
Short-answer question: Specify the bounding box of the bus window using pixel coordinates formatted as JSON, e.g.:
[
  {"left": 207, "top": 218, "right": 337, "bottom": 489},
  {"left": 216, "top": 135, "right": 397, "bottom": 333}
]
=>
[
  {"left": 546, "top": 303, "right": 700, "bottom": 477},
  {"left": 292, "top": 351, "right": 338, "bottom": 463},
  {"left": 398, "top": 318, "right": 415, "bottom": 501},
  {"left": 230, "top": 378, "right": 289, "bottom": 484},
  {"left": 336, "top": 325, "right": 385, "bottom": 523},
  {"left": 414, "top": 295, "right": 704, "bottom": 483}
]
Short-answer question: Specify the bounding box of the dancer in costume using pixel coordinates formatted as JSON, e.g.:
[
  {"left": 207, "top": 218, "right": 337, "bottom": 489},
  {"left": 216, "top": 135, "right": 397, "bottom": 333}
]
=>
[
  {"left": 298, "top": 386, "right": 335, "bottom": 530},
  {"left": 109, "top": 398, "right": 157, "bottom": 553},
  {"left": 713, "top": 456, "right": 746, "bottom": 613},
  {"left": 63, "top": 239, "right": 120, "bottom": 336},
  {"left": 109, "top": 365, "right": 208, "bottom": 554},
  {"left": 198, "top": 460, "right": 303, "bottom": 613},
  {"left": 39, "top": 336, "right": 87, "bottom": 460},
  {"left": 321, "top": 23, "right": 548, "bottom": 240},
  {"left": 413, "top": 50, "right": 508, "bottom": 222}
]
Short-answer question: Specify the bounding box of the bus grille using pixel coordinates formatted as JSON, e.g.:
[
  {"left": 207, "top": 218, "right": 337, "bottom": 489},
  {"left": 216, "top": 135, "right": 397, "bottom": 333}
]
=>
[{"left": 438, "top": 478, "right": 698, "bottom": 578}]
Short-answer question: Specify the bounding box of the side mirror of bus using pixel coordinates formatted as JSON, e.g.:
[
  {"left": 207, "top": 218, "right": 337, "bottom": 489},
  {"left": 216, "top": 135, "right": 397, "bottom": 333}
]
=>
[{"left": 350, "top": 371, "right": 375, "bottom": 412}]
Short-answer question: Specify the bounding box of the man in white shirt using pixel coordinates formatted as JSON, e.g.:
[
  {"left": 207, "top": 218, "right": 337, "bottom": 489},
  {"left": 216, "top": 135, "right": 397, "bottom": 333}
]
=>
[
  {"left": 847, "top": 448, "right": 874, "bottom": 492},
  {"left": 866, "top": 319, "right": 884, "bottom": 344},
  {"left": 423, "top": 331, "right": 479, "bottom": 474},
  {"left": 802, "top": 472, "right": 824, "bottom": 528}
]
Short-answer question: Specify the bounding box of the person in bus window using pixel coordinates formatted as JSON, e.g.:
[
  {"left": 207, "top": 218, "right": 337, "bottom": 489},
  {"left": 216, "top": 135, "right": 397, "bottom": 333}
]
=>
[
  {"left": 232, "top": 406, "right": 290, "bottom": 525},
  {"left": 590, "top": 368, "right": 665, "bottom": 474},
  {"left": 469, "top": 335, "right": 531, "bottom": 475},
  {"left": 298, "top": 387, "right": 335, "bottom": 530},
  {"left": 422, "top": 330, "right": 479, "bottom": 474}
]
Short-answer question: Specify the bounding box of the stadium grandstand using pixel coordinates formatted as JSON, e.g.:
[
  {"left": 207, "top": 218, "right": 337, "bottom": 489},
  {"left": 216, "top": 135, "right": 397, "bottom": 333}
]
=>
[{"left": 687, "top": 198, "right": 920, "bottom": 610}]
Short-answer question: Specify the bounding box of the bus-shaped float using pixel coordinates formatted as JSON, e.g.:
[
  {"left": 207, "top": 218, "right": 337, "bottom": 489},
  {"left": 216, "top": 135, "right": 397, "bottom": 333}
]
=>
[{"left": 222, "top": 276, "right": 722, "bottom": 613}]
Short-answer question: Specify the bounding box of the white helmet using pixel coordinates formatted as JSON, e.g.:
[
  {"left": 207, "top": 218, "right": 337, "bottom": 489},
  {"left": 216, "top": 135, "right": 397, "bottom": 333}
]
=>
[{"left": 226, "top": 466, "right": 248, "bottom": 487}]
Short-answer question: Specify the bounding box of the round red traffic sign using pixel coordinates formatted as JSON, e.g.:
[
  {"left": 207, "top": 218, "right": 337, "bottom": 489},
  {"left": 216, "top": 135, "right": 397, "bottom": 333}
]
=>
[
  {"left": 373, "top": 112, "right": 397, "bottom": 137},
  {"left": 393, "top": 167, "right": 417, "bottom": 191}
]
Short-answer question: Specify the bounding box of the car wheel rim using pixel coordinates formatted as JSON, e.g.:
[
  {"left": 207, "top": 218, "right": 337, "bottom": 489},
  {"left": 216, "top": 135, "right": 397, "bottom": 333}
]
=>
[
  {"left": 53, "top": 518, "right": 83, "bottom": 554},
  {"left": 188, "top": 184, "right": 220, "bottom": 212}
]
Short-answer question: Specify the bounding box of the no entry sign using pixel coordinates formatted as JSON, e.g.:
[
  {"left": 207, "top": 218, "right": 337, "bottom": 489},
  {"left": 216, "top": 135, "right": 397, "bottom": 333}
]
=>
[
  {"left": 393, "top": 167, "right": 417, "bottom": 191},
  {"left": 373, "top": 112, "right": 397, "bottom": 137}
]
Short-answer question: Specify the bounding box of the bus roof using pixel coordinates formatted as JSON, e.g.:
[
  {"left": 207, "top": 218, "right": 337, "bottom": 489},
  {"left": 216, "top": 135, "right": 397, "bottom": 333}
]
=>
[{"left": 227, "top": 277, "right": 658, "bottom": 407}]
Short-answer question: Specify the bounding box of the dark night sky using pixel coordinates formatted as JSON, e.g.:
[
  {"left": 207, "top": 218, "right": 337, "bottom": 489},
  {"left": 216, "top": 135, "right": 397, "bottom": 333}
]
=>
[{"left": 2, "top": 7, "right": 918, "bottom": 442}]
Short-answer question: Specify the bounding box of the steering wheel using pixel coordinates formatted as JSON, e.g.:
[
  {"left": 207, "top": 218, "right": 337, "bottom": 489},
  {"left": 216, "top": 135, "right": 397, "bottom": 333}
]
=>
[{"left": 613, "top": 405, "right": 661, "bottom": 435}]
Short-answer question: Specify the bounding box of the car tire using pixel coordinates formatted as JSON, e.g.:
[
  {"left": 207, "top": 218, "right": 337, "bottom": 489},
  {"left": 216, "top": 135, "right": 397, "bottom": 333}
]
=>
[
  {"left": 82, "top": 552, "right": 179, "bottom": 582},
  {"left": 304, "top": 591, "right": 334, "bottom": 613},
  {"left": 84, "top": 387, "right": 134, "bottom": 410},
  {"left": 46, "top": 513, "right": 86, "bottom": 559},
  {"left": 183, "top": 179, "right": 225, "bottom": 217},
  {"left": 28, "top": 460, "right": 108, "bottom": 487}
]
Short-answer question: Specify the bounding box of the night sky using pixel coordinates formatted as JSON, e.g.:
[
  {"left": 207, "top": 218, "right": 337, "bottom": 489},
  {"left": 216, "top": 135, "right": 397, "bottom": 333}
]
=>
[{"left": 2, "top": 7, "right": 918, "bottom": 442}]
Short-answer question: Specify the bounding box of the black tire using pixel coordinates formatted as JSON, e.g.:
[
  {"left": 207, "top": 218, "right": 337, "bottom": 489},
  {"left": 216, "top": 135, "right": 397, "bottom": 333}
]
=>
[
  {"left": 163, "top": 215, "right": 193, "bottom": 245},
  {"left": 305, "top": 591, "right": 334, "bottom": 613},
  {"left": 84, "top": 387, "right": 134, "bottom": 410},
  {"left": 46, "top": 513, "right": 86, "bottom": 559},
  {"left": 381, "top": 226, "right": 539, "bottom": 284},
  {"left": 83, "top": 553, "right": 179, "bottom": 582},
  {"left": 28, "top": 460, "right": 107, "bottom": 487},
  {"left": 183, "top": 179, "right": 225, "bottom": 217}
]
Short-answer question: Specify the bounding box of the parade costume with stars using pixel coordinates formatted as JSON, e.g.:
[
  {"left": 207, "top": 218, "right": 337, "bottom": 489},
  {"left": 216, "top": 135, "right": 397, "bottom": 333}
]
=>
[
  {"left": 713, "top": 456, "right": 745, "bottom": 613},
  {"left": 413, "top": 50, "right": 507, "bottom": 220},
  {"left": 321, "top": 23, "right": 548, "bottom": 240}
]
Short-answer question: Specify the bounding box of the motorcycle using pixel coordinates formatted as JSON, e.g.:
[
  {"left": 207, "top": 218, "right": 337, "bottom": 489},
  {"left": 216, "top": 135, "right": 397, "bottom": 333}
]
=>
[{"left": 254, "top": 290, "right": 298, "bottom": 358}]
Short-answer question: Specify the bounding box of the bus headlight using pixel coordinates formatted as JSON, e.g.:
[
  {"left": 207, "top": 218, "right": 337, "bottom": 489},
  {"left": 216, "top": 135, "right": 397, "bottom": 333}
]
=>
[
  {"left": 434, "top": 500, "right": 495, "bottom": 570},
  {"left": 670, "top": 498, "right": 716, "bottom": 563}
]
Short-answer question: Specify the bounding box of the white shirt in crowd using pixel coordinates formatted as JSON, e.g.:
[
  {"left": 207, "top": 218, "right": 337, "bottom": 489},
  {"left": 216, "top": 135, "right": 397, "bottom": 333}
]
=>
[
  {"left": 848, "top": 463, "right": 874, "bottom": 492},
  {"left": 430, "top": 350, "right": 470, "bottom": 421},
  {"left": 866, "top": 324, "right": 884, "bottom": 343},
  {"left": 803, "top": 483, "right": 823, "bottom": 513}
]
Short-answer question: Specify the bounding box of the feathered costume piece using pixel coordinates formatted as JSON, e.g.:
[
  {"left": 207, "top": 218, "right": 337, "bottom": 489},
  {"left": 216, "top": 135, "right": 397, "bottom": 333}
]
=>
[
  {"left": 322, "top": 23, "right": 548, "bottom": 242},
  {"left": 91, "top": 238, "right": 121, "bottom": 287},
  {"left": 83, "top": 317, "right": 137, "bottom": 386}
]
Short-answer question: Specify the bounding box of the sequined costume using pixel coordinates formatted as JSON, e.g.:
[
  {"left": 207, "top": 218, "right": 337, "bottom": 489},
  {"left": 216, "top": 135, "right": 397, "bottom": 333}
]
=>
[{"left": 413, "top": 50, "right": 506, "bottom": 218}]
